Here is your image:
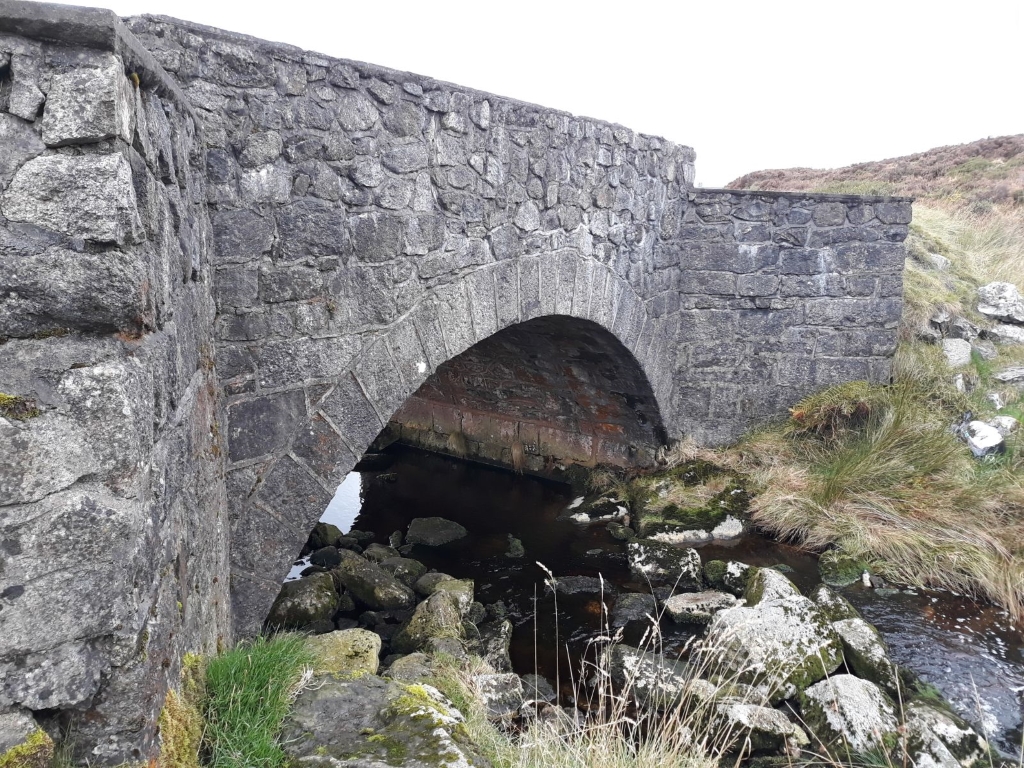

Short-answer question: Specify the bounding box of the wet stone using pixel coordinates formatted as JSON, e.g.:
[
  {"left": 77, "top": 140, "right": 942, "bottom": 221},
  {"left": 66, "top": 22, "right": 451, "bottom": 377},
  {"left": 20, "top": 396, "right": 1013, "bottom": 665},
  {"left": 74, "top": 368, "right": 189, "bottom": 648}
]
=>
[{"left": 406, "top": 517, "right": 468, "bottom": 547}]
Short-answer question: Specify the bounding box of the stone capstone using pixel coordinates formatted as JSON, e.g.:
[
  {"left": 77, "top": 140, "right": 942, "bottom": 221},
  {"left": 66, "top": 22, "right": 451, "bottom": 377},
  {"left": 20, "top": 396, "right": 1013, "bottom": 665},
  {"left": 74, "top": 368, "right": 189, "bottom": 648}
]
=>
[{"left": 41, "top": 53, "right": 135, "bottom": 146}]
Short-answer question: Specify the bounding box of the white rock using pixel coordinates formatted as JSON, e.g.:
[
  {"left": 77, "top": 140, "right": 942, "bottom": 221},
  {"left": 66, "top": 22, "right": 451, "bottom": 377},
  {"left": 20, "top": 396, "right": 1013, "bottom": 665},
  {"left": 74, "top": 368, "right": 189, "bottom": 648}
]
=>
[
  {"left": 607, "top": 644, "right": 689, "bottom": 710},
  {"left": 993, "top": 366, "right": 1024, "bottom": 384},
  {"left": 833, "top": 617, "right": 900, "bottom": 695},
  {"left": 929, "top": 253, "right": 951, "bottom": 271},
  {"left": 942, "top": 339, "right": 973, "bottom": 368},
  {"left": 903, "top": 700, "right": 989, "bottom": 768},
  {"left": 987, "top": 392, "right": 1005, "bottom": 410},
  {"left": 711, "top": 515, "right": 744, "bottom": 539},
  {"left": 989, "top": 415, "right": 1019, "bottom": 437},
  {"left": 801, "top": 675, "right": 898, "bottom": 752},
  {"left": 700, "top": 571, "right": 843, "bottom": 703},
  {"left": 978, "top": 282, "right": 1024, "bottom": 324},
  {"left": 964, "top": 420, "right": 1004, "bottom": 457},
  {"left": 715, "top": 701, "right": 809, "bottom": 754},
  {"left": 989, "top": 323, "right": 1024, "bottom": 345},
  {"left": 472, "top": 673, "right": 523, "bottom": 721},
  {"left": 663, "top": 590, "right": 737, "bottom": 624}
]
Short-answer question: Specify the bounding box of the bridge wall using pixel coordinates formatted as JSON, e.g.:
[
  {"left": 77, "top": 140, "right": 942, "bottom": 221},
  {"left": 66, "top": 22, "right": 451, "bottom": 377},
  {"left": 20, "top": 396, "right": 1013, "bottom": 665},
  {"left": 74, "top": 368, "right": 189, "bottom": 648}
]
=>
[{"left": 0, "top": 2, "right": 908, "bottom": 761}]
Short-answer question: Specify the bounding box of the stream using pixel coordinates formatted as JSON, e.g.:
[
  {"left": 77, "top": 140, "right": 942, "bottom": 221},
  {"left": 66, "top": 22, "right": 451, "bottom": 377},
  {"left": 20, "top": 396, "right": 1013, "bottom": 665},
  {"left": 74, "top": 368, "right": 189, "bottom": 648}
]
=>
[{"left": 288, "top": 445, "right": 1024, "bottom": 757}]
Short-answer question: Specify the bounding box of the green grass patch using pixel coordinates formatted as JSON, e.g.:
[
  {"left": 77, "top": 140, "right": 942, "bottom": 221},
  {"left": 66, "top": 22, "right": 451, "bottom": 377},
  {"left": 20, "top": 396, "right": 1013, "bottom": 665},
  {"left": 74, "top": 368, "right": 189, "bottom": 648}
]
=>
[{"left": 203, "top": 634, "right": 314, "bottom": 768}]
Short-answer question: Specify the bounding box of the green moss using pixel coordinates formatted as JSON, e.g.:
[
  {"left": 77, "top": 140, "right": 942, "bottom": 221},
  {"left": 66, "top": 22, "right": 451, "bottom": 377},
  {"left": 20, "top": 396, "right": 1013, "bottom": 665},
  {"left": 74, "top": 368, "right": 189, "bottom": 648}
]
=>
[
  {"left": 158, "top": 653, "right": 206, "bottom": 768},
  {"left": 819, "top": 550, "right": 868, "bottom": 587},
  {"left": 0, "top": 729, "right": 54, "bottom": 768},
  {"left": 0, "top": 394, "right": 41, "bottom": 421},
  {"left": 702, "top": 560, "right": 723, "bottom": 589}
]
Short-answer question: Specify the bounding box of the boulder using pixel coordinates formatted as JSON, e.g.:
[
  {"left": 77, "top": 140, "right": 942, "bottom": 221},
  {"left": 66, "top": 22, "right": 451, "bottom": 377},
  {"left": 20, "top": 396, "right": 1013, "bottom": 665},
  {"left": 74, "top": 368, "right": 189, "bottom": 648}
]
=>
[
  {"left": 384, "top": 652, "right": 434, "bottom": 684},
  {"left": 432, "top": 579, "right": 475, "bottom": 616},
  {"left": 818, "top": 550, "right": 867, "bottom": 588},
  {"left": 334, "top": 556, "right": 416, "bottom": 610},
  {"left": 565, "top": 493, "right": 629, "bottom": 523},
  {"left": 800, "top": 675, "right": 897, "bottom": 752},
  {"left": 414, "top": 571, "right": 456, "bottom": 596},
  {"left": 607, "top": 644, "right": 689, "bottom": 710},
  {"left": 309, "top": 546, "right": 342, "bottom": 568},
  {"left": 306, "top": 628, "right": 381, "bottom": 677},
  {"left": 989, "top": 415, "right": 1019, "bottom": 437},
  {"left": 809, "top": 584, "right": 860, "bottom": 622},
  {"left": 266, "top": 572, "right": 339, "bottom": 629},
  {"left": 521, "top": 673, "right": 557, "bottom": 703},
  {"left": 663, "top": 590, "right": 737, "bottom": 624},
  {"left": 833, "top": 617, "right": 900, "bottom": 696},
  {"left": 391, "top": 591, "right": 465, "bottom": 654},
  {"left": 475, "top": 620, "right": 513, "bottom": 673},
  {"left": 705, "top": 560, "right": 756, "bottom": 597},
  {"left": 700, "top": 570, "right": 843, "bottom": 702},
  {"left": 977, "top": 282, "right": 1024, "bottom": 324},
  {"left": 544, "top": 575, "right": 613, "bottom": 596},
  {"left": 379, "top": 556, "right": 428, "bottom": 586},
  {"left": 505, "top": 535, "right": 525, "bottom": 558},
  {"left": 989, "top": 323, "right": 1024, "bottom": 345},
  {"left": 362, "top": 542, "right": 401, "bottom": 563},
  {"left": 715, "top": 701, "right": 809, "bottom": 755},
  {"left": 942, "top": 338, "right": 973, "bottom": 368},
  {"left": 406, "top": 517, "right": 468, "bottom": 546},
  {"left": 627, "top": 539, "right": 702, "bottom": 588},
  {"left": 963, "top": 420, "right": 1005, "bottom": 458},
  {"left": 471, "top": 673, "right": 523, "bottom": 721},
  {"left": 308, "top": 522, "right": 344, "bottom": 550},
  {"left": 280, "top": 674, "right": 487, "bottom": 767},
  {"left": 902, "top": 700, "right": 989, "bottom": 768},
  {"left": 994, "top": 366, "right": 1024, "bottom": 385},
  {"left": 610, "top": 592, "right": 657, "bottom": 628}
]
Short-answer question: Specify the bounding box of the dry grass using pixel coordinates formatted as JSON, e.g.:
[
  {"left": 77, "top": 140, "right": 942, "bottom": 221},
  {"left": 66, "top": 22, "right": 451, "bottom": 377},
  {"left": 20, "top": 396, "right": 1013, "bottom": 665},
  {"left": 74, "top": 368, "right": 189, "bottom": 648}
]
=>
[
  {"left": 430, "top": 579, "right": 787, "bottom": 768},
  {"left": 714, "top": 345, "right": 1024, "bottom": 618}
]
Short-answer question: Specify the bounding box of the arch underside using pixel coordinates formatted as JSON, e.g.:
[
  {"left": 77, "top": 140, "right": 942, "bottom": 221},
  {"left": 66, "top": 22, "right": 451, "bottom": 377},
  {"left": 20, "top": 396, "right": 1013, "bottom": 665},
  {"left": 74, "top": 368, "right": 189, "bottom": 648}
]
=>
[{"left": 388, "top": 314, "right": 666, "bottom": 475}]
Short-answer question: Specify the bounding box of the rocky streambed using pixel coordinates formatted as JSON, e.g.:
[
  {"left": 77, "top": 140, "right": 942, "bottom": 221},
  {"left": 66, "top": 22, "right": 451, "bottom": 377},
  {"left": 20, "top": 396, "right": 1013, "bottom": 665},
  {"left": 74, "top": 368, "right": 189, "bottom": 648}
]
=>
[{"left": 269, "top": 446, "right": 1024, "bottom": 763}]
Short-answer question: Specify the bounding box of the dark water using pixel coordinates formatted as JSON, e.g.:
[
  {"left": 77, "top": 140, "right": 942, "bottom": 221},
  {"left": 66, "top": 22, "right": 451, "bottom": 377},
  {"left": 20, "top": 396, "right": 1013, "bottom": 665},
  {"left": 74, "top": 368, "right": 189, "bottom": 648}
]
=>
[{"left": 311, "top": 445, "right": 1024, "bottom": 755}]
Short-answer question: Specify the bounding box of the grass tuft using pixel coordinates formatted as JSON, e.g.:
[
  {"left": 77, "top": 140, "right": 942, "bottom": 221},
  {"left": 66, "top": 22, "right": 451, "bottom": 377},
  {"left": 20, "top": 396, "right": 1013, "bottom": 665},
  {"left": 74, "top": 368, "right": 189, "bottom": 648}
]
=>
[{"left": 202, "top": 634, "right": 314, "bottom": 768}]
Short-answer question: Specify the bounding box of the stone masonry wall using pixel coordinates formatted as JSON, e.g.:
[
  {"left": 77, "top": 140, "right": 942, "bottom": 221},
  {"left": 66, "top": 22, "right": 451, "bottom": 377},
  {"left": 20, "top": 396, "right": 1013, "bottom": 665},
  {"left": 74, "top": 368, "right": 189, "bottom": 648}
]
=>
[
  {"left": 0, "top": 3, "right": 229, "bottom": 762},
  {"left": 0, "top": 2, "right": 909, "bottom": 762}
]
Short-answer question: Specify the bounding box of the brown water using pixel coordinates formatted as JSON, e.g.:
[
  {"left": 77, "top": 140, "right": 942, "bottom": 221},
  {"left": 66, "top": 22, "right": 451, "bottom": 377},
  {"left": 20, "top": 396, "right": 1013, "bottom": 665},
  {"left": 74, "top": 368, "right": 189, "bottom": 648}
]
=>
[{"left": 312, "top": 445, "right": 1024, "bottom": 756}]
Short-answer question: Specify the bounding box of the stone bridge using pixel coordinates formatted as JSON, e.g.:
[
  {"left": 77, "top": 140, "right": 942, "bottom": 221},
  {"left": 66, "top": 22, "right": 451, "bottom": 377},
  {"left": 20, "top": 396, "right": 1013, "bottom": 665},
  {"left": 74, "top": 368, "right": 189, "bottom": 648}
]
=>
[{"left": 0, "top": 1, "right": 909, "bottom": 760}]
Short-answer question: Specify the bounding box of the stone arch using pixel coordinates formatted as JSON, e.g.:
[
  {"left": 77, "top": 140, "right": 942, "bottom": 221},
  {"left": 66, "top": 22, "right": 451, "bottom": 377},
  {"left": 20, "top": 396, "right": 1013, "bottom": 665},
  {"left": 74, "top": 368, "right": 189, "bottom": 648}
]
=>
[{"left": 228, "top": 252, "right": 669, "bottom": 635}]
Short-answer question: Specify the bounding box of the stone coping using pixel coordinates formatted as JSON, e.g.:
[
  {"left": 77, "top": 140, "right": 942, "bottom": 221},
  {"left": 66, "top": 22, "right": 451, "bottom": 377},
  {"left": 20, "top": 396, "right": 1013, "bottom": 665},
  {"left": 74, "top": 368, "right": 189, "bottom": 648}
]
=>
[
  {"left": 703, "top": 187, "right": 915, "bottom": 204},
  {"left": 0, "top": 0, "right": 198, "bottom": 126}
]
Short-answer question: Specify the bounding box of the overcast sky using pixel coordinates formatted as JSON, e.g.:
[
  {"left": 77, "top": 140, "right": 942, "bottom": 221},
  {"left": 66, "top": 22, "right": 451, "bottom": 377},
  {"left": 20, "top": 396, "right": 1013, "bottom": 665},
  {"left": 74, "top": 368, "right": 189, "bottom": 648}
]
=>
[{"left": 70, "top": 0, "right": 1023, "bottom": 186}]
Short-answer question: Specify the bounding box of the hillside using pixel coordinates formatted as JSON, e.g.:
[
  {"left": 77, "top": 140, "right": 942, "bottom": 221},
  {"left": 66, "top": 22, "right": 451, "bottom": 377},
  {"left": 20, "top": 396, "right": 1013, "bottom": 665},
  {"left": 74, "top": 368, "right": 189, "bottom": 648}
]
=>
[{"left": 728, "top": 134, "right": 1024, "bottom": 214}]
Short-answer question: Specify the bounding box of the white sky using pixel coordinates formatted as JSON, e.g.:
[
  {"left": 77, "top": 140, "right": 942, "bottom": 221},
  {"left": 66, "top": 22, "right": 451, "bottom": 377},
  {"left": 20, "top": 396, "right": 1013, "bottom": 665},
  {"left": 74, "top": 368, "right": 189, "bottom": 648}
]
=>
[{"left": 70, "top": 0, "right": 1023, "bottom": 186}]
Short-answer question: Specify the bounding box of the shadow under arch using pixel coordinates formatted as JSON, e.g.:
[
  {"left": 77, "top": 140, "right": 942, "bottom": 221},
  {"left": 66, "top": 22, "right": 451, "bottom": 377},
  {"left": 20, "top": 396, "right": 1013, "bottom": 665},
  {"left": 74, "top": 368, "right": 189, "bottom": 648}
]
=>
[{"left": 384, "top": 314, "right": 668, "bottom": 477}]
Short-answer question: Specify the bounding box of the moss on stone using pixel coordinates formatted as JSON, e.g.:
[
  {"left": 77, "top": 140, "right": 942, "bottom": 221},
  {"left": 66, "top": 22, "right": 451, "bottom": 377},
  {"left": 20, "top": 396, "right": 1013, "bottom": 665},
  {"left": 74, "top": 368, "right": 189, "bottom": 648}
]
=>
[
  {"left": 819, "top": 550, "right": 868, "bottom": 587},
  {"left": 0, "top": 394, "right": 41, "bottom": 421},
  {"left": 704, "top": 559, "right": 727, "bottom": 588},
  {"left": 0, "top": 729, "right": 53, "bottom": 768},
  {"left": 157, "top": 653, "right": 205, "bottom": 768}
]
